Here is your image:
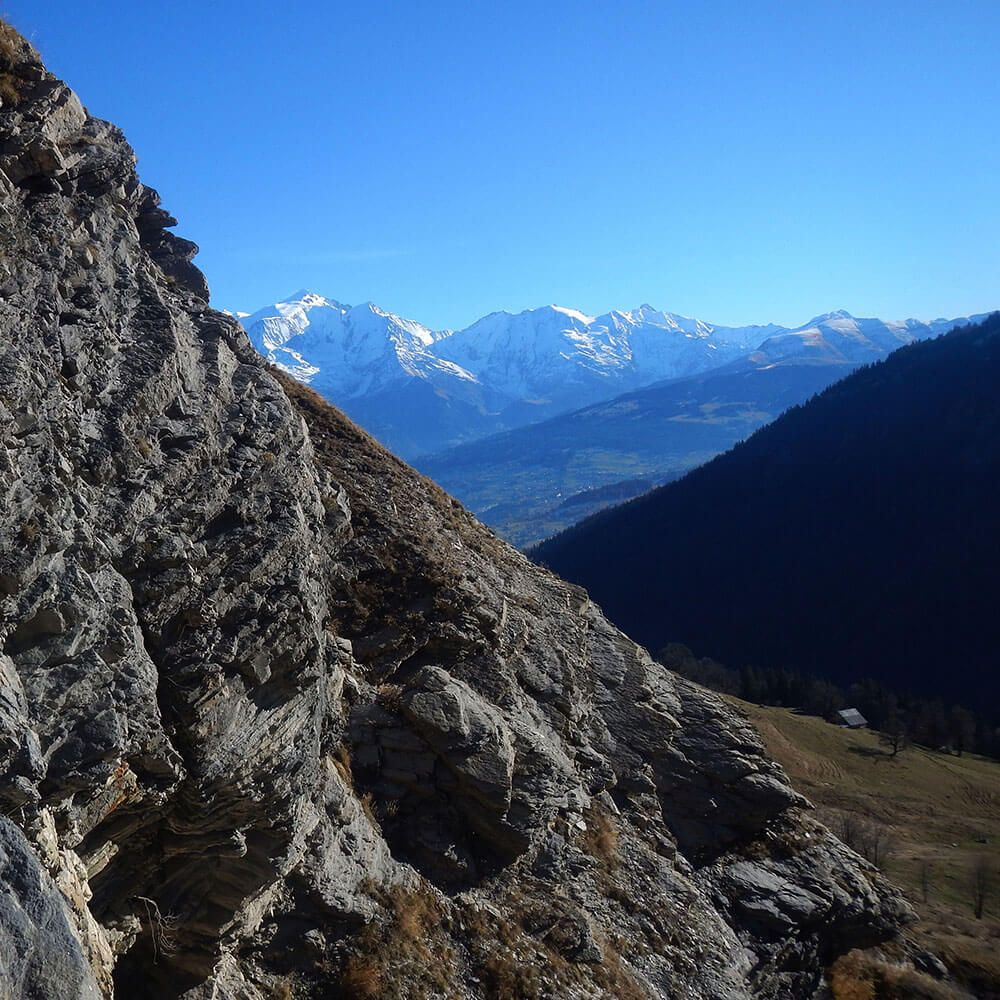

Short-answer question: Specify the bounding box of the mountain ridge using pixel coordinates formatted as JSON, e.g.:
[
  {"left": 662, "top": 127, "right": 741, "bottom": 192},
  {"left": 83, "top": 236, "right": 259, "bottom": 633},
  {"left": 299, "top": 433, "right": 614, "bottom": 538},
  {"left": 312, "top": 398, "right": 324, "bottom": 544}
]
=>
[
  {"left": 416, "top": 308, "right": 987, "bottom": 546},
  {"left": 242, "top": 290, "right": 980, "bottom": 459}
]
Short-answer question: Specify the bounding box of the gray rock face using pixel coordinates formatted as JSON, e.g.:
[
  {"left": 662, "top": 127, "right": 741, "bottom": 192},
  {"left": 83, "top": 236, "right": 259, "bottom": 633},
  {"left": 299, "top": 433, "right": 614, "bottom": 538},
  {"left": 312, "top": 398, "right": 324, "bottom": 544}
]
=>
[
  {"left": 0, "top": 23, "right": 912, "bottom": 1000},
  {"left": 0, "top": 818, "right": 102, "bottom": 999}
]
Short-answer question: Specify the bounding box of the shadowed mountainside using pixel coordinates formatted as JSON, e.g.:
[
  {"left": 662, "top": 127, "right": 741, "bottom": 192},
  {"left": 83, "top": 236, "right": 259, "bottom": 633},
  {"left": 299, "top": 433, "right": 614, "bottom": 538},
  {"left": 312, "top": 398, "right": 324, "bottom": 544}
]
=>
[
  {"left": 419, "top": 358, "right": 855, "bottom": 547},
  {"left": 535, "top": 313, "right": 1000, "bottom": 712}
]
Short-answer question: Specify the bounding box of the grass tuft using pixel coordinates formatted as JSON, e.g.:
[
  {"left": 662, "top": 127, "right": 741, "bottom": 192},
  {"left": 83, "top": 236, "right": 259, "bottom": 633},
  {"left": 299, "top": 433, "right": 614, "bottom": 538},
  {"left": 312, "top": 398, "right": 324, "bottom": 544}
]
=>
[{"left": 0, "top": 20, "right": 37, "bottom": 108}]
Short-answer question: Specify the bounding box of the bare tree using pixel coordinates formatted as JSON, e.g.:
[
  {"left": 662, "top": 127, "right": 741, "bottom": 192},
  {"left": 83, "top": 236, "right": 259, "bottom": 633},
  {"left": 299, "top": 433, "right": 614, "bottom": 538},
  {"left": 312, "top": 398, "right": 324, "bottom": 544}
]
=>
[
  {"left": 949, "top": 706, "right": 976, "bottom": 757},
  {"left": 836, "top": 812, "right": 862, "bottom": 852},
  {"left": 861, "top": 820, "right": 894, "bottom": 868},
  {"left": 918, "top": 859, "right": 933, "bottom": 904},
  {"left": 134, "top": 896, "right": 179, "bottom": 962},
  {"left": 833, "top": 812, "right": 895, "bottom": 869},
  {"left": 879, "top": 705, "right": 909, "bottom": 757},
  {"left": 971, "top": 855, "right": 993, "bottom": 919}
]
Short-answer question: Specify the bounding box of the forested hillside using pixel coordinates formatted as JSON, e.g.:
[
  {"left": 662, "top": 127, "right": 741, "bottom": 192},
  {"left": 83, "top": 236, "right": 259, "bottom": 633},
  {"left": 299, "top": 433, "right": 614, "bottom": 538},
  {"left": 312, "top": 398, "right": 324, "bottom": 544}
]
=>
[{"left": 535, "top": 313, "right": 1000, "bottom": 713}]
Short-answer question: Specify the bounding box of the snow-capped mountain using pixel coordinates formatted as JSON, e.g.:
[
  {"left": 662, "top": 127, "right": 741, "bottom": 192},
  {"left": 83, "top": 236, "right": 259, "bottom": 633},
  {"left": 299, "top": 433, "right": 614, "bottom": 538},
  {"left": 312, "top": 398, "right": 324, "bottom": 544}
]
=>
[
  {"left": 418, "top": 308, "right": 991, "bottom": 546},
  {"left": 746, "top": 310, "right": 977, "bottom": 367},
  {"left": 241, "top": 291, "right": 475, "bottom": 398},
  {"left": 432, "top": 304, "right": 781, "bottom": 408},
  {"left": 239, "top": 291, "right": 981, "bottom": 459},
  {"left": 241, "top": 293, "right": 776, "bottom": 407}
]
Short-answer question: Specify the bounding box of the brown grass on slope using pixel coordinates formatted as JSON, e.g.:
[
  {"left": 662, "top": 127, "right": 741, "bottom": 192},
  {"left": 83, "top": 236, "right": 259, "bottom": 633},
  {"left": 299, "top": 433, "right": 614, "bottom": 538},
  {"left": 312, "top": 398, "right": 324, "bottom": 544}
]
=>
[{"left": 733, "top": 698, "right": 1000, "bottom": 997}]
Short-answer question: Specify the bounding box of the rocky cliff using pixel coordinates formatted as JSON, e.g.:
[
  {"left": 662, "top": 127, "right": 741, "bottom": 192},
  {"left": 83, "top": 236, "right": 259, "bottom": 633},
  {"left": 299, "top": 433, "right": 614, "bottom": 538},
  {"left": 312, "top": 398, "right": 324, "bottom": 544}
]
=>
[{"left": 0, "top": 23, "right": 911, "bottom": 1000}]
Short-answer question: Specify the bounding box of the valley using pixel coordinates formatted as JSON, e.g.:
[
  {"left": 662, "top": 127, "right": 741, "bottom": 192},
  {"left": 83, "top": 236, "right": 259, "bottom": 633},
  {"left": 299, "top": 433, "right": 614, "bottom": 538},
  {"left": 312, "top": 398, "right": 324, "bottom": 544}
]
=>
[
  {"left": 242, "top": 294, "right": 984, "bottom": 545},
  {"left": 535, "top": 313, "right": 1000, "bottom": 710},
  {"left": 736, "top": 700, "right": 1000, "bottom": 997},
  {"left": 419, "top": 355, "right": 856, "bottom": 546}
]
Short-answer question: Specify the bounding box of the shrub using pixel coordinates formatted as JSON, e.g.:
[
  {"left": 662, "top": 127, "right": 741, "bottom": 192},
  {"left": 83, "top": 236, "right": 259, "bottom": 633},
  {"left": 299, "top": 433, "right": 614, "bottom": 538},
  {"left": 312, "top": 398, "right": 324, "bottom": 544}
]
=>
[
  {"left": 331, "top": 743, "right": 353, "bottom": 785},
  {"left": 580, "top": 804, "right": 619, "bottom": 868},
  {"left": 831, "top": 949, "right": 966, "bottom": 1000},
  {"left": 336, "top": 884, "right": 455, "bottom": 998},
  {"left": 0, "top": 21, "right": 31, "bottom": 108},
  {"left": 376, "top": 683, "right": 404, "bottom": 713},
  {"left": 338, "top": 959, "right": 381, "bottom": 999},
  {"left": 0, "top": 76, "right": 19, "bottom": 108},
  {"left": 832, "top": 812, "right": 894, "bottom": 868}
]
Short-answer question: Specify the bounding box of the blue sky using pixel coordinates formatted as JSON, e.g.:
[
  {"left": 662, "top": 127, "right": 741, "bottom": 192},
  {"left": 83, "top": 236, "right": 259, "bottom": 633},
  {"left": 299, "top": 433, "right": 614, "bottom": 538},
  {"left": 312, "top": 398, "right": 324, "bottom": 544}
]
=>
[{"left": 6, "top": 1, "right": 999, "bottom": 329}]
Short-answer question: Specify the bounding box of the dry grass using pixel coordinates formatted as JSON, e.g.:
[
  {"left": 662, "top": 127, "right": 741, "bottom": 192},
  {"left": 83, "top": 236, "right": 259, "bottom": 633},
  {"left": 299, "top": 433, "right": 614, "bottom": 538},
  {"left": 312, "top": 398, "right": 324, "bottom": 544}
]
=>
[
  {"left": 579, "top": 804, "right": 620, "bottom": 868},
  {"left": 917, "top": 903, "right": 1000, "bottom": 998},
  {"left": 276, "top": 369, "right": 510, "bottom": 584},
  {"left": 376, "top": 682, "right": 404, "bottom": 713},
  {"left": 831, "top": 949, "right": 968, "bottom": 999},
  {"left": 331, "top": 743, "right": 353, "bottom": 785},
  {"left": 731, "top": 698, "right": 1000, "bottom": 995},
  {"left": 479, "top": 948, "right": 544, "bottom": 998},
  {"left": 337, "top": 884, "right": 459, "bottom": 999},
  {"left": 358, "top": 790, "right": 377, "bottom": 827},
  {"left": 329, "top": 853, "right": 650, "bottom": 998},
  {"left": 390, "top": 886, "right": 440, "bottom": 945},
  {"left": 0, "top": 20, "right": 34, "bottom": 108},
  {"left": 0, "top": 75, "right": 19, "bottom": 107},
  {"left": 338, "top": 959, "right": 382, "bottom": 999},
  {"left": 0, "top": 21, "right": 25, "bottom": 59},
  {"left": 269, "top": 981, "right": 295, "bottom": 1000},
  {"left": 459, "top": 887, "right": 650, "bottom": 1000}
]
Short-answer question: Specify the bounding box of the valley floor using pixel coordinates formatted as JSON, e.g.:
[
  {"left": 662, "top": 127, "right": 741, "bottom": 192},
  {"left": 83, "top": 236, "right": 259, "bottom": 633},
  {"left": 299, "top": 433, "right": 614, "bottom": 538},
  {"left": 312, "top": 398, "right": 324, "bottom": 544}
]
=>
[{"left": 730, "top": 699, "right": 1000, "bottom": 997}]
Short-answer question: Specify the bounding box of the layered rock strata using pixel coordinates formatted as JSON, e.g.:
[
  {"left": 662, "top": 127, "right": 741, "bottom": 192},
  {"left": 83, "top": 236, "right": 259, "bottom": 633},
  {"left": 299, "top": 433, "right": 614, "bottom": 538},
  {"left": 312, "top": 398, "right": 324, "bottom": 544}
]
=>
[{"left": 0, "top": 23, "right": 910, "bottom": 999}]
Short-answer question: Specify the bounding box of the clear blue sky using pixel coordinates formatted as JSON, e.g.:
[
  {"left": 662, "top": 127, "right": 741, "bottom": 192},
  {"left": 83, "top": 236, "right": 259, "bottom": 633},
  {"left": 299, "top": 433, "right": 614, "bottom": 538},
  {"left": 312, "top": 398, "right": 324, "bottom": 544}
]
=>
[{"left": 6, "top": 1, "right": 999, "bottom": 329}]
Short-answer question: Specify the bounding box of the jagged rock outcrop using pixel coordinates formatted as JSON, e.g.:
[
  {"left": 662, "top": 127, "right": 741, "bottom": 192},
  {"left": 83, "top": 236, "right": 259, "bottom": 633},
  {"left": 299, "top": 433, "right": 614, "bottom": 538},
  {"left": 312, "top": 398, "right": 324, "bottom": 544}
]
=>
[{"left": 0, "top": 22, "right": 913, "bottom": 1000}]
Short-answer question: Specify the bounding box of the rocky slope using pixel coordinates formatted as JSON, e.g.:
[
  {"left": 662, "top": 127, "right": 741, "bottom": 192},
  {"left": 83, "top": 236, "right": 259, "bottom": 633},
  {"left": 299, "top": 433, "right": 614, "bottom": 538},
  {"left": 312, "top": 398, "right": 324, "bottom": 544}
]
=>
[{"left": 0, "top": 23, "right": 917, "bottom": 1000}]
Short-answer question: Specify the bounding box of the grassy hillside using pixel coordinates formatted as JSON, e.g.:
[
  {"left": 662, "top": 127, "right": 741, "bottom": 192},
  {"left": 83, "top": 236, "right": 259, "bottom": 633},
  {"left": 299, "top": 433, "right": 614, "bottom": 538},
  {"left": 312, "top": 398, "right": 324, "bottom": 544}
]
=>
[{"left": 732, "top": 699, "right": 1000, "bottom": 996}]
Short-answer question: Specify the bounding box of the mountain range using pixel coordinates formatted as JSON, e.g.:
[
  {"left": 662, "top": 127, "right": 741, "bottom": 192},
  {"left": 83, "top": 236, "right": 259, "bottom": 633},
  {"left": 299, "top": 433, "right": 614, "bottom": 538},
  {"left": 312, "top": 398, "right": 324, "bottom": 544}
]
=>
[
  {"left": 534, "top": 312, "right": 1000, "bottom": 710},
  {"left": 241, "top": 292, "right": 978, "bottom": 465},
  {"left": 239, "top": 292, "right": 769, "bottom": 457},
  {"left": 419, "top": 309, "right": 990, "bottom": 545}
]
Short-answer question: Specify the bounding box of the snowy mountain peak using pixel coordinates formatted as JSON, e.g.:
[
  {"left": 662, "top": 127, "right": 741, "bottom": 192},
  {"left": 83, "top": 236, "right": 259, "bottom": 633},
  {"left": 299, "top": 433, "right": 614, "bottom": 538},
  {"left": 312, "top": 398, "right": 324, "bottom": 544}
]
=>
[
  {"left": 282, "top": 289, "right": 345, "bottom": 310},
  {"left": 240, "top": 290, "right": 470, "bottom": 398},
  {"left": 550, "top": 304, "right": 595, "bottom": 324},
  {"left": 806, "top": 309, "right": 855, "bottom": 325},
  {"left": 238, "top": 292, "right": 983, "bottom": 457}
]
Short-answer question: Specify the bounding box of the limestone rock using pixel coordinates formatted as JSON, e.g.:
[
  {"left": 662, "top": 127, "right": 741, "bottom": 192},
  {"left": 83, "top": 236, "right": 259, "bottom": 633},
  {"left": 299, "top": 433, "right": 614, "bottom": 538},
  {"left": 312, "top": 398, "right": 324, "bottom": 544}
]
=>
[
  {"left": 0, "top": 21, "right": 919, "bottom": 1000},
  {"left": 0, "top": 818, "right": 102, "bottom": 999},
  {"left": 402, "top": 665, "right": 516, "bottom": 813}
]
